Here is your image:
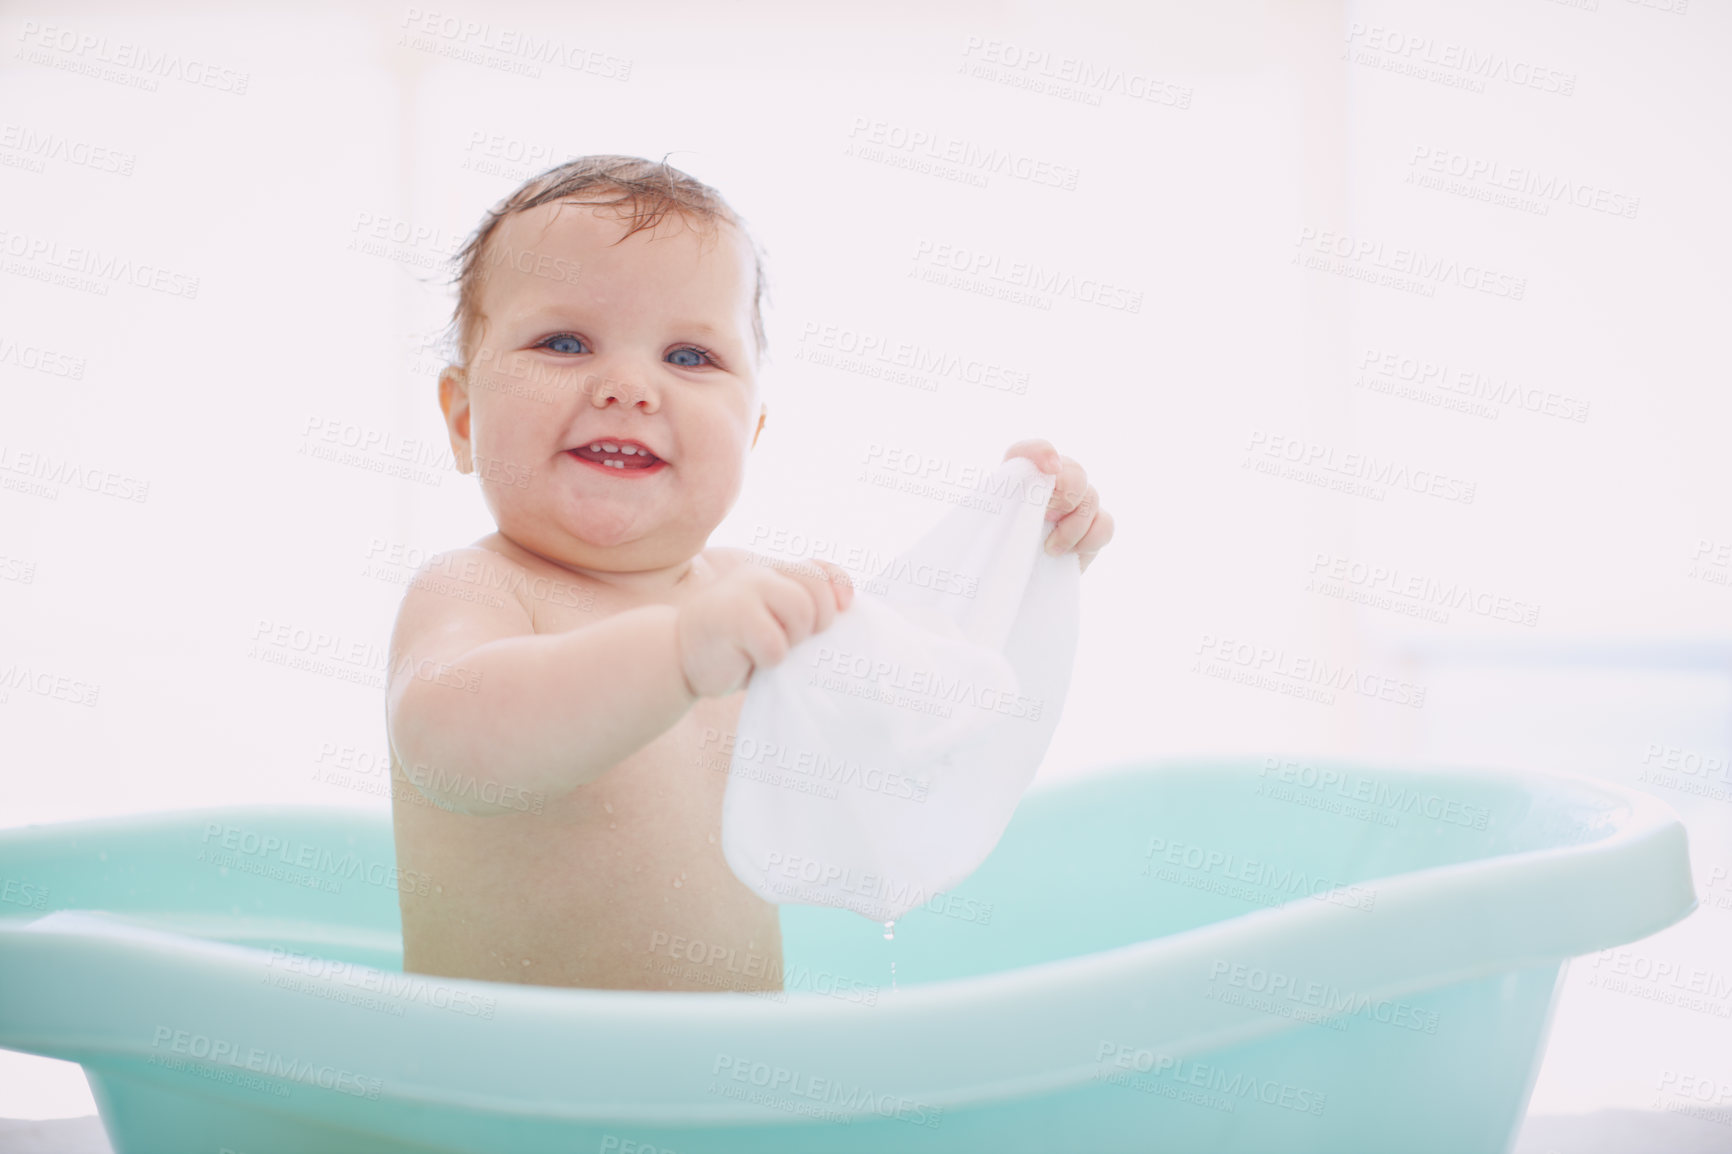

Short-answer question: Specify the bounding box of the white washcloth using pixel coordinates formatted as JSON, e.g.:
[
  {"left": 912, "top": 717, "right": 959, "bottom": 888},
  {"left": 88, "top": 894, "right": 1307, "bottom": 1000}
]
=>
[{"left": 721, "top": 457, "right": 1082, "bottom": 923}]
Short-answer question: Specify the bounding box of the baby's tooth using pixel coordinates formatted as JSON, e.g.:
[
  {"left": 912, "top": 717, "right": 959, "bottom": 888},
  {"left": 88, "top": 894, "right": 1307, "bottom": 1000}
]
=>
[
  {"left": 620, "top": 446, "right": 637, "bottom": 456},
  {"left": 602, "top": 442, "right": 620, "bottom": 453}
]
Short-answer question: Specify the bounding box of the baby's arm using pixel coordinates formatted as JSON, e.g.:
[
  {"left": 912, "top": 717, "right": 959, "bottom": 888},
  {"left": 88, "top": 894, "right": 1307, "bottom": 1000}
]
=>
[
  {"left": 385, "top": 548, "right": 850, "bottom": 815},
  {"left": 385, "top": 549, "right": 691, "bottom": 814}
]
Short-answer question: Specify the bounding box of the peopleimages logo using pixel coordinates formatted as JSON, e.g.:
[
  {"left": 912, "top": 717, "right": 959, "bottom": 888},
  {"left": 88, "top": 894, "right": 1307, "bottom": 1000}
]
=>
[
  {"left": 747, "top": 523, "right": 981, "bottom": 600},
  {"left": 846, "top": 116, "right": 1081, "bottom": 190},
  {"left": 710, "top": 1053, "right": 944, "bottom": 1129},
  {"left": 910, "top": 239, "right": 1143, "bottom": 312},
  {"left": 0, "top": 228, "right": 200, "bottom": 298},
  {"left": 1406, "top": 146, "right": 1639, "bottom": 219},
  {"left": 1094, "top": 1042, "right": 1328, "bottom": 1116},
  {"left": 14, "top": 21, "right": 251, "bottom": 94},
  {"left": 1293, "top": 228, "right": 1526, "bottom": 301},
  {"left": 1143, "top": 836, "right": 1377, "bottom": 911},
  {"left": 1343, "top": 23, "right": 1576, "bottom": 95},
  {"left": 1258, "top": 757, "right": 1492, "bottom": 830},
  {"left": 699, "top": 727, "right": 932, "bottom": 803},
  {"left": 1206, "top": 961, "right": 1442, "bottom": 1034},
  {"left": 861, "top": 443, "right": 1055, "bottom": 508},
  {"left": 149, "top": 1026, "right": 382, "bottom": 1099},
  {"left": 1243, "top": 429, "right": 1477, "bottom": 505},
  {"left": 1193, "top": 633, "right": 1427, "bottom": 709},
  {"left": 1355, "top": 347, "right": 1590, "bottom": 423},
  {"left": 0, "top": 876, "right": 49, "bottom": 910},
  {"left": 0, "top": 444, "right": 148, "bottom": 503},
  {"left": 0, "top": 123, "right": 136, "bottom": 175},
  {"left": 199, "top": 822, "right": 434, "bottom": 897},
  {"left": 396, "top": 8, "right": 632, "bottom": 80},
  {"left": 757, "top": 852, "right": 994, "bottom": 926},
  {"left": 263, "top": 947, "right": 498, "bottom": 1018},
  {"left": 797, "top": 321, "right": 1031, "bottom": 397},
  {"left": 0, "top": 662, "right": 100, "bottom": 707},
  {"left": 0, "top": 334, "right": 86, "bottom": 379},
  {"left": 1306, "top": 552, "right": 1540, "bottom": 627},
  {"left": 809, "top": 643, "right": 1043, "bottom": 721},
  {"left": 956, "top": 36, "right": 1194, "bottom": 110}
]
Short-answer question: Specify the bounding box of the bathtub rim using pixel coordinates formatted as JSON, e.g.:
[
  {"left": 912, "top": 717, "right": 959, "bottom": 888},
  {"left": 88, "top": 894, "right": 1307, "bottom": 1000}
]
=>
[
  {"left": 0, "top": 755, "right": 1698, "bottom": 1124},
  {"left": 0, "top": 754, "right": 1694, "bottom": 1009}
]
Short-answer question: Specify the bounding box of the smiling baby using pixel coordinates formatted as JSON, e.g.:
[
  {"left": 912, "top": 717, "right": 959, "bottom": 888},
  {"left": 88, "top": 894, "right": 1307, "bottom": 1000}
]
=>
[{"left": 384, "top": 154, "right": 1114, "bottom": 991}]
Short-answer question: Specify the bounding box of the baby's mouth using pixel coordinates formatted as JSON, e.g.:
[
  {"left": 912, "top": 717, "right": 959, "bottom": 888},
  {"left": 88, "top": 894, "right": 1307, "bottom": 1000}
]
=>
[{"left": 568, "top": 440, "right": 664, "bottom": 471}]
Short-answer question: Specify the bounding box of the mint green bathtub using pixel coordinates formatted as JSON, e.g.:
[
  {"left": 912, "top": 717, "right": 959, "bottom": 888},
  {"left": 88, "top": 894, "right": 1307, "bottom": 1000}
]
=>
[{"left": 0, "top": 758, "right": 1697, "bottom": 1153}]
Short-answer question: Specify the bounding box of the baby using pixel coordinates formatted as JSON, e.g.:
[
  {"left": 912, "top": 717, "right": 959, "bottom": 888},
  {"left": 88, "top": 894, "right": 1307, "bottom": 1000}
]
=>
[{"left": 385, "top": 155, "right": 1114, "bottom": 992}]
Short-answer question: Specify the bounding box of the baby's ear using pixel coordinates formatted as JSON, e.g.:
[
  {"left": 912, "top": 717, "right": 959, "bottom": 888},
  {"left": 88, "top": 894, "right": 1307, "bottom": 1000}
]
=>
[{"left": 438, "top": 365, "right": 474, "bottom": 472}]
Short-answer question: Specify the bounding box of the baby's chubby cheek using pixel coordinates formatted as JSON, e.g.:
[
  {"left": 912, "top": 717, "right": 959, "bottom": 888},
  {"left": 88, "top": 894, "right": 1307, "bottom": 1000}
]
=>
[
  {"left": 682, "top": 452, "right": 748, "bottom": 527},
  {"left": 681, "top": 405, "right": 754, "bottom": 483}
]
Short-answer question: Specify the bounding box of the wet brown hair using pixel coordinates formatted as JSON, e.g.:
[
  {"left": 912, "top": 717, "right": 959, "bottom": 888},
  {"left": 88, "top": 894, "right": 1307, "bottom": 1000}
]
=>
[{"left": 442, "top": 153, "right": 768, "bottom": 370}]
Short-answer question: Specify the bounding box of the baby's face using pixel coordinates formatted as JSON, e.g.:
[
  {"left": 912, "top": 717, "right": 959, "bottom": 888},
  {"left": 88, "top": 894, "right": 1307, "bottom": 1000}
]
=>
[{"left": 442, "top": 199, "right": 760, "bottom": 577}]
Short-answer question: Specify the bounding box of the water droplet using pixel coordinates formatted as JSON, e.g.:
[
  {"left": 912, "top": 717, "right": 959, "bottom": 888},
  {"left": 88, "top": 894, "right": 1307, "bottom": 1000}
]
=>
[
  {"left": 708, "top": 832, "right": 717, "bottom": 844},
  {"left": 434, "top": 884, "right": 443, "bottom": 894},
  {"left": 672, "top": 877, "right": 683, "bottom": 888},
  {"left": 608, "top": 822, "right": 617, "bottom": 830},
  {"left": 603, "top": 802, "right": 614, "bottom": 814},
  {"left": 521, "top": 958, "right": 532, "bottom": 967},
  {"left": 885, "top": 920, "right": 899, "bottom": 992}
]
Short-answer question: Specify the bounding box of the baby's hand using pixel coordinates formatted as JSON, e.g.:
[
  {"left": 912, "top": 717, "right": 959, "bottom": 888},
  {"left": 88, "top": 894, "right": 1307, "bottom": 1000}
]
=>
[
  {"left": 1004, "top": 438, "right": 1115, "bottom": 573},
  {"left": 676, "top": 560, "right": 855, "bottom": 698}
]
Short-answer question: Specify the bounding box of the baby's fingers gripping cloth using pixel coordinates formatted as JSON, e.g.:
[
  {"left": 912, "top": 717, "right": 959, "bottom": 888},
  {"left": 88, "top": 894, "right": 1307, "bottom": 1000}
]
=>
[{"left": 721, "top": 456, "right": 1082, "bottom": 922}]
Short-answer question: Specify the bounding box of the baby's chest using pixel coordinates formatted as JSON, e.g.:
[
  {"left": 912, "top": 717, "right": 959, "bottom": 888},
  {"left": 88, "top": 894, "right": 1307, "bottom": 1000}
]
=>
[
  {"left": 519, "top": 567, "right": 747, "bottom": 797},
  {"left": 648, "top": 690, "right": 747, "bottom": 798}
]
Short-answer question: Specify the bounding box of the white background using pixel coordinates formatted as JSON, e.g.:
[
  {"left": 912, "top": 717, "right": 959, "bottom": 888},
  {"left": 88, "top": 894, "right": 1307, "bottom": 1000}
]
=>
[{"left": 1, "top": 0, "right": 1728, "bottom": 1135}]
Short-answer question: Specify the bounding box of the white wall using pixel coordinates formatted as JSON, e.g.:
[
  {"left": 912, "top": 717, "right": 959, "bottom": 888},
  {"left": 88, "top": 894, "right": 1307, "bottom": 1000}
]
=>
[{"left": 1, "top": 0, "right": 1727, "bottom": 1129}]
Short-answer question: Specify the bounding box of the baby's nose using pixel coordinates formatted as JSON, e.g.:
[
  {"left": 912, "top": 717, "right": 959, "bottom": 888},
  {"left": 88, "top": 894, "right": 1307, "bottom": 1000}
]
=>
[{"left": 583, "top": 370, "right": 655, "bottom": 408}]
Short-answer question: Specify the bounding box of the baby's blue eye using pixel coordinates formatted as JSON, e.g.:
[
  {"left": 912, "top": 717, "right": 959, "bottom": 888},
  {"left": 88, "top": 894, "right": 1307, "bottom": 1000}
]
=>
[
  {"left": 541, "top": 334, "right": 586, "bottom": 354},
  {"left": 668, "top": 346, "right": 712, "bottom": 368}
]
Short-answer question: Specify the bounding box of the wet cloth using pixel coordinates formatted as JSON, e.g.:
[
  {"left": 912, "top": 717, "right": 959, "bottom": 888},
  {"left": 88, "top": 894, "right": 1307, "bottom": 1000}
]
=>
[{"left": 721, "top": 457, "right": 1083, "bottom": 923}]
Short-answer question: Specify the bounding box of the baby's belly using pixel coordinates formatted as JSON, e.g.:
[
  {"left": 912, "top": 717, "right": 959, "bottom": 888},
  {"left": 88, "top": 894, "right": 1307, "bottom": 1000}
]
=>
[{"left": 391, "top": 691, "right": 784, "bottom": 991}]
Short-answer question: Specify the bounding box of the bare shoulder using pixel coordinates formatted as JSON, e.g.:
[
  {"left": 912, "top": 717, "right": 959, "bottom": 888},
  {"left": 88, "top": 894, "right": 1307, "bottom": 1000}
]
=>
[
  {"left": 385, "top": 545, "right": 535, "bottom": 713},
  {"left": 401, "top": 544, "right": 540, "bottom": 620}
]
